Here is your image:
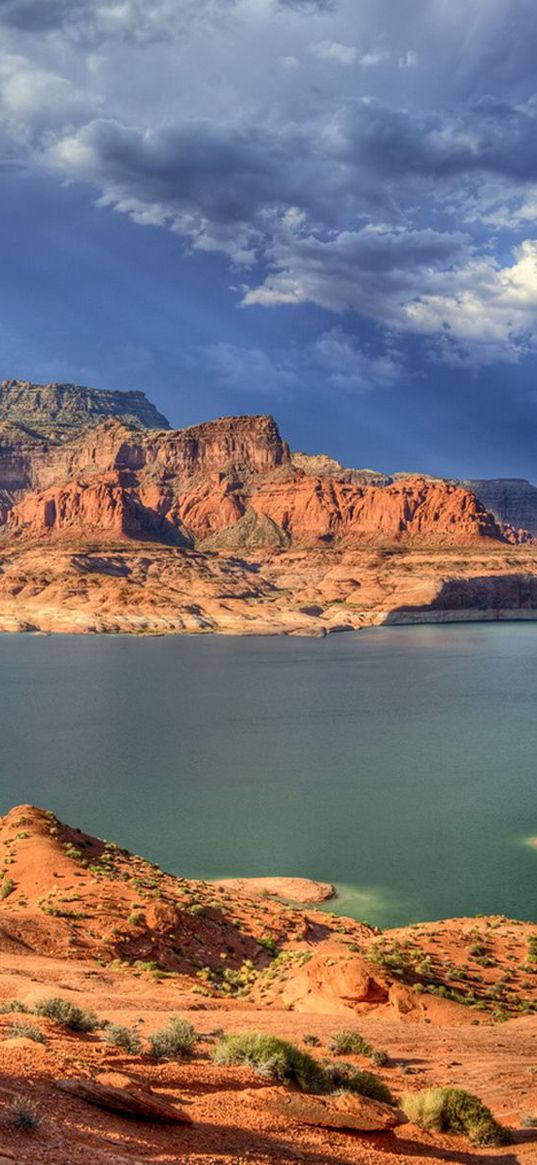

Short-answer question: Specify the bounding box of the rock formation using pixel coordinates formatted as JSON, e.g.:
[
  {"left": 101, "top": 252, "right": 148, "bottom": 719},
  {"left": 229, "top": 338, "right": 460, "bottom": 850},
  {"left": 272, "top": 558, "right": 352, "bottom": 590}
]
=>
[
  {"left": 463, "top": 477, "right": 537, "bottom": 537},
  {"left": 0, "top": 379, "right": 170, "bottom": 439},
  {"left": 0, "top": 377, "right": 535, "bottom": 633}
]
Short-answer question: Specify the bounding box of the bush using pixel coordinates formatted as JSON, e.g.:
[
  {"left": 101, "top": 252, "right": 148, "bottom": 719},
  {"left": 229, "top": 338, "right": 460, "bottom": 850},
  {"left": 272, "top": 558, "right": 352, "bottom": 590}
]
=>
[
  {"left": 329, "top": 1028, "right": 389, "bottom": 1066},
  {"left": 8, "top": 1021, "right": 46, "bottom": 1044},
  {"left": 212, "top": 1032, "right": 327, "bottom": 1093},
  {"left": 103, "top": 1024, "right": 142, "bottom": 1054},
  {"left": 5, "top": 1099, "right": 42, "bottom": 1133},
  {"left": 324, "top": 1061, "right": 395, "bottom": 1105},
  {"left": 0, "top": 1000, "right": 28, "bottom": 1014},
  {"left": 33, "top": 997, "right": 101, "bottom": 1033},
  {"left": 148, "top": 1018, "right": 198, "bottom": 1060},
  {"left": 402, "top": 1087, "right": 511, "bottom": 1146}
]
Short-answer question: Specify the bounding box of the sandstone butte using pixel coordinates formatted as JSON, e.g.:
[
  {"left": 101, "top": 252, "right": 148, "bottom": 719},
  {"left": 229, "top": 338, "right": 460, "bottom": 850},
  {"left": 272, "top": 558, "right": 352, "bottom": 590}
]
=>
[
  {"left": 0, "top": 379, "right": 536, "bottom": 634},
  {"left": 0, "top": 803, "right": 537, "bottom": 1163}
]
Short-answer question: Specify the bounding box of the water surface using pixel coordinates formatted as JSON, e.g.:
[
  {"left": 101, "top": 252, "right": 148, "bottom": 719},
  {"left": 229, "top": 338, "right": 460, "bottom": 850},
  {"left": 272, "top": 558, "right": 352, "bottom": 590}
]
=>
[{"left": 1, "top": 625, "right": 536, "bottom": 928}]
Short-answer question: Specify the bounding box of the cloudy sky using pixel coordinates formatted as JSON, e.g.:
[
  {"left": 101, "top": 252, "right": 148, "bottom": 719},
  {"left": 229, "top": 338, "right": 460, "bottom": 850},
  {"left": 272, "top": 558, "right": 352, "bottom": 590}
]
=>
[{"left": 1, "top": 0, "right": 537, "bottom": 476}]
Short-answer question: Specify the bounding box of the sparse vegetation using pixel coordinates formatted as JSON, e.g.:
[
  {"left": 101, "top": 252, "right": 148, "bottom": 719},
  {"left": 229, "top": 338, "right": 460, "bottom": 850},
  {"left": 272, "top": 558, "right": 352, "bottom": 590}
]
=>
[
  {"left": 324, "top": 1061, "right": 395, "bottom": 1105},
  {"left": 8, "top": 1020, "right": 46, "bottom": 1044},
  {"left": 5, "top": 1098, "right": 42, "bottom": 1133},
  {"left": 212, "top": 1032, "right": 328, "bottom": 1092},
  {"left": 103, "top": 1023, "right": 142, "bottom": 1054},
  {"left": 329, "top": 1028, "right": 389, "bottom": 1065},
  {"left": 34, "top": 997, "right": 101, "bottom": 1033},
  {"left": 0, "top": 999, "right": 28, "bottom": 1014},
  {"left": 0, "top": 878, "right": 15, "bottom": 900},
  {"left": 148, "top": 1018, "right": 198, "bottom": 1060},
  {"left": 402, "top": 1087, "right": 512, "bottom": 1146}
]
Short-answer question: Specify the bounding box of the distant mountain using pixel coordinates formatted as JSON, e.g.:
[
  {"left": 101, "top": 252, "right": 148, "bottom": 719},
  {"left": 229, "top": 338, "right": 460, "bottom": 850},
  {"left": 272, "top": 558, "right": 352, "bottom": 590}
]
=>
[
  {"left": 462, "top": 478, "right": 537, "bottom": 537},
  {"left": 0, "top": 379, "right": 170, "bottom": 441}
]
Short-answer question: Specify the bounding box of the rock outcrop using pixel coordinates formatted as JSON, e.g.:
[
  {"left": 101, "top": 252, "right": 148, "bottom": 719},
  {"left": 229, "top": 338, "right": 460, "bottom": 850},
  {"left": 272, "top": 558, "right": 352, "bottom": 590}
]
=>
[
  {"left": 463, "top": 478, "right": 537, "bottom": 537},
  {"left": 0, "top": 379, "right": 170, "bottom": 439},
  {"left": 0, "top": 380, "right": 535, "bottom": 633}
]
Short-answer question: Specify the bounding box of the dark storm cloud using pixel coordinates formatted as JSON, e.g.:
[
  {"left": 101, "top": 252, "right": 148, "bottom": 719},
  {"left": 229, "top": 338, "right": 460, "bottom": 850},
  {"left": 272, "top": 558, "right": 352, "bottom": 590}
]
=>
[
  {"left": 0, "top": 0, "right": 84, "bottom": 29},
  {"left": 334, "top": 97, "right": 537, "bottom": 184},
  {"left": 50, "top": 96, "right": 537, "bottom": 251},
  {"left": 0, "top": 0, "right": 331, "bottom": 37}
]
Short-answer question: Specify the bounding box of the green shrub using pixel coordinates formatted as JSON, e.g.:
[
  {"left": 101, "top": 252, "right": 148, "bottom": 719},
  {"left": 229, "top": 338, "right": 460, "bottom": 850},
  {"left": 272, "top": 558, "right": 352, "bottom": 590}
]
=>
[
  {"left": 402, "top": 1087, "right": 511, "bottom": 1146},
  {"left": 324, "top": 1061, "right": 395, "bottom": 1105},
  {"left": 103, "top": 1024, "right": 142, "bottom": 1054},
  {"left": 148, "top": 1018, "right": 198, "bottom": 1060},
  {"left": 329, "top": 1028, "right": 389, "bottom": 1066},
  {"left": 303, "top": 1034, "right": 321, "bottom": 1047},
  {"left": 0, "top": 1000, "right": 28, "bottom": 1014},
  {"left": 0, "top": 878, "right": 15, "bottom": 900},
  {"left": 8, "top": 1021, "right": 46, "bottom": 1044},
  {"left": 212, "top": 1032, "right": 327, "bottom": 1093},
  {"left": 34, "top": 997, "right": 101, "bottom": 1033}
]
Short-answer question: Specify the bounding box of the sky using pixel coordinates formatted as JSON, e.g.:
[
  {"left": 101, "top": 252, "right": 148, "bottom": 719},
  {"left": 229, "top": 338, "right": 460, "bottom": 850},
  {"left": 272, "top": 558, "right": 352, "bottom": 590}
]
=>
[{"left": 1, "top": 0, "right": 537, "bottom": 478}]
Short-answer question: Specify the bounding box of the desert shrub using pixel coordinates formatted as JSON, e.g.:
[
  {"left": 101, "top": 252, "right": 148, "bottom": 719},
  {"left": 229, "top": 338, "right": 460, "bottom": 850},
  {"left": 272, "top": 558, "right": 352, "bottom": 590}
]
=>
[
  {"left": 8, "top": 1021, "right": 46, "bottom": 1044},
  {"left": 324, "top": 1061, "right": 395, "bottom": 1105},
  {"left": 5, "top": 1099, "right": 42, "bottom": 1133},
  {"left": 303, "top": 1034, "right": 321, "bottom": 1047},
  {"left": 257, "top": 936, "right": 280, "bottom": 956},
  {"left": 0, "top": 1000, "right": 28, "bottom": 1014},
  {"left": 212, "top": 1032, "right": 327, "bottom": 1093},
  {"left": 402, "top": 1087, "right": 511, "bottom": 1146},
  {"left": 103, "top": 1024, "right": 142, "bottom": 1054},
  {"left": 148, "top": 1018, "right": 198, "bottom": 1060},
  {"left": 0, "top": 878, "right": 15, "bottom": 900},
  {"left": 329, "top": 1028, "right": 389, "bottom": 1066},
  {"left": 33, "top": 997, "right": 101, "bottom": 1033}
]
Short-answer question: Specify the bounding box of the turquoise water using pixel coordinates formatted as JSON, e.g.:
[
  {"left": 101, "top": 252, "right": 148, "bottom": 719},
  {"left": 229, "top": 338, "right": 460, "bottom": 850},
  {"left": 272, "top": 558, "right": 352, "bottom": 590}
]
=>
[{"left": 1, "top": 625, "right": 537, "bottom": 928}]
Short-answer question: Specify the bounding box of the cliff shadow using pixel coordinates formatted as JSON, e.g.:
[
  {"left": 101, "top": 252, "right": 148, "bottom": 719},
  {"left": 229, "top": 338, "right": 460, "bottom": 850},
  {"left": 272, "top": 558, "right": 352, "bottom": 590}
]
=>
[{"left": 383, "top": 572, "right": 537, "bottom": 625}]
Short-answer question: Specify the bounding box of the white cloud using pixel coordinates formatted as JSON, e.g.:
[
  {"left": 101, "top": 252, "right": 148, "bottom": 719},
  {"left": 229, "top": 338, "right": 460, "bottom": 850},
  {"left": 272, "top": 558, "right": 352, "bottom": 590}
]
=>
[
  {"left": 0, "top": 53, "right": 94, "bottom": 136},
  {"left": 360, "top": 50, "right": 390, "bottom": 67},
  {"left": 310, "top": 40, "right": 357, "bottom": 65},
  {"left": 403, "top": 240, "right": 537, "bottom": 363}
]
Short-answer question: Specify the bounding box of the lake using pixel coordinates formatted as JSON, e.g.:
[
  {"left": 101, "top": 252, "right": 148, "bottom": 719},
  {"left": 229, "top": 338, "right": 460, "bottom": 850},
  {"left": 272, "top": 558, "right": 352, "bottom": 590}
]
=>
[{"left": 1, "top": 624, "right": 537, "bottom": 929}]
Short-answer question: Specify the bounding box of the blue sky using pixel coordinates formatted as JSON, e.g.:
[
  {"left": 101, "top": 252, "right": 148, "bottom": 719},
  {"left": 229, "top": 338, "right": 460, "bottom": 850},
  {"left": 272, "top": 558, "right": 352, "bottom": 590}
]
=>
[{"left": 1, "top": 0, "right": 537, "bottom": 477}]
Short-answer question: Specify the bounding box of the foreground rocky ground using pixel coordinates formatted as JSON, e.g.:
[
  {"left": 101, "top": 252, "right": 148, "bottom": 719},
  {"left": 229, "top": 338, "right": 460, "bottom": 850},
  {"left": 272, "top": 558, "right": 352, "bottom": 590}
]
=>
[{"left": 2, "top": 806, "right": 537, "bottom": 1163}]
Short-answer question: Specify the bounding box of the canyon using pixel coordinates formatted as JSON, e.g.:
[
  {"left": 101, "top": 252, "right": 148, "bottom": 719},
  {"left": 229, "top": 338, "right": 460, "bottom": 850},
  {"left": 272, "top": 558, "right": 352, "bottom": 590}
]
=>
[{"left": 0, "top": 379, "right": 536, "bottom": 634}]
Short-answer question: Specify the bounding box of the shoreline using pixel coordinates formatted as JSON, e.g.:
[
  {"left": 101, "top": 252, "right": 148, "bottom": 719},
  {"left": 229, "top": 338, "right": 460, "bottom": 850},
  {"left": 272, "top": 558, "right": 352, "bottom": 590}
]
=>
[{"left": 2, "top": 608, "right": 537, "bottom": 637}]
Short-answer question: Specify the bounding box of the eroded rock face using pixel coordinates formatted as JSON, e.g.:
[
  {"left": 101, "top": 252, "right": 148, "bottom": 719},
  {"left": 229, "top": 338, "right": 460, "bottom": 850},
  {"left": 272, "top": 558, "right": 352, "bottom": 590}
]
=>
[
  {"left": 249, "top": 474, "right": 506, "bottom": 547},
  {"left": 0, "top": 380, "right": 170, "bottom": 439},
  {"left": 463, "top": 478, "right": 537, "bottom": 537},
  {"left": 0, "top": 387, "right": 536, "bottom": 633}
]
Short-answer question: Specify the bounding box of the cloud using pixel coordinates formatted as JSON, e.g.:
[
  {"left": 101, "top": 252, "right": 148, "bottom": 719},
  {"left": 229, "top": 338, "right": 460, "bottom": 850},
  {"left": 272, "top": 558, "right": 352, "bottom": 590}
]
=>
[
  {"left": 310, "top": 40, "right": 356, "bottom": 65},
  {"left": 403, "top": 240, "right": 537, "bottom": 365},
  {"left": 196, "top": 329, "right": 400, "bottom": 394},
  {"left": 243, "top": 225, "right": 470, "bottom": 318},
  {"left": 245, "top": 228, "right": 537, "bottom": 365},
  {"left": 2, "top": 0, "right": 537, "bottom": 373},
  {"left": 0, "top": 53, "right": 95, "bottom": 140},
  {"left": 200, "top": 341, "right": 298, "bottom": 392},
  {"left": 313, "top": 327, "right": 402, "bottom": 390}
]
